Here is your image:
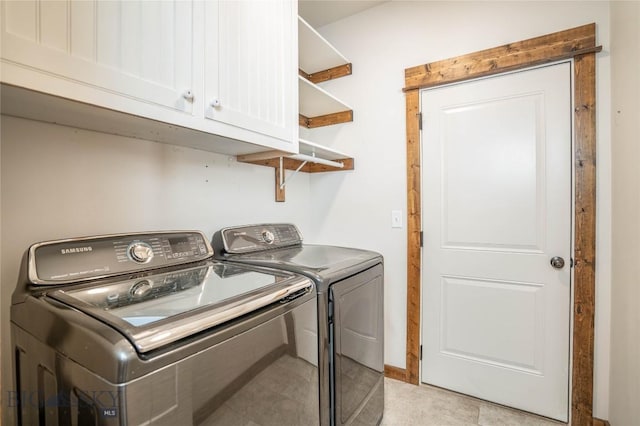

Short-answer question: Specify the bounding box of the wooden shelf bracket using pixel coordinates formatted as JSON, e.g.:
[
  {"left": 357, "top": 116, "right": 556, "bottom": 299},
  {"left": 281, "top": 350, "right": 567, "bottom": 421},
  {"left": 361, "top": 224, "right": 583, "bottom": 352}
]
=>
[{"left": 238, "top": 145, "right": 351, "bottom": 203}]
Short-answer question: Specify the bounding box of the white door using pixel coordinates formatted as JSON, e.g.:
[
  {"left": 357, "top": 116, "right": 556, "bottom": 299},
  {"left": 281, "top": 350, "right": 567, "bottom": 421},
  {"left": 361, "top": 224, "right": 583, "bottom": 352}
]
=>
[{"left": 420, "top": 62, "right": 572, "bottom": 421}]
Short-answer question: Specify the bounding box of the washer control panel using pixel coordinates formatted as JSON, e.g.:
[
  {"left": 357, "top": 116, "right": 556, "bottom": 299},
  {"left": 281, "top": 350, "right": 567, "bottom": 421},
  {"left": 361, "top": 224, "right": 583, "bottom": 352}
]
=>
[
  {"left": 217, "top": 224, "right": 303, "bottom": 254},
  {"left": 29, "top": 231, "right": 213, "bottom": 285}
]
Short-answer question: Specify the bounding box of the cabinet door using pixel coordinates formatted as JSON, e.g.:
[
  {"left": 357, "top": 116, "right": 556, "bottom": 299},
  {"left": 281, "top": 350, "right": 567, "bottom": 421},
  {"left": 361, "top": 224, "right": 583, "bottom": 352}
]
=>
[
  {"left": 1, "top": 0, "right": 195, "bottom": 114},
  {"left": 205, "top": 0, "right": 297, "bottom": 148}
]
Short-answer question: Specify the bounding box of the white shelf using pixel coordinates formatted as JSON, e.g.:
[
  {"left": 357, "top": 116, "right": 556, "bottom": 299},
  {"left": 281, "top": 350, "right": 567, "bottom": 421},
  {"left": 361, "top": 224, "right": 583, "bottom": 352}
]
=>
[
  {"left": 299, "top": 76, "right": 352, "bottom": 118},
  {"left": 237, "top": 139, "right": 351, "bottom": 165},
  {"left": 298, "top": 16, "right": 349, "bottom": 74},
  {"left": 299, "top": 138, "right": 351, "bottom": 161},
  {"left": 239, "top": 14, "right": 354, "bottom": 201}
]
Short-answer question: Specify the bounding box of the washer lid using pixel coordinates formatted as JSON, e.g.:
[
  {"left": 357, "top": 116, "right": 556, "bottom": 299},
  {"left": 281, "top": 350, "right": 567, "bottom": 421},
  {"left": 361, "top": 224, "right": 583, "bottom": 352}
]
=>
[{"left": 47, "top": 262, "right": 313, "bottom": 353}]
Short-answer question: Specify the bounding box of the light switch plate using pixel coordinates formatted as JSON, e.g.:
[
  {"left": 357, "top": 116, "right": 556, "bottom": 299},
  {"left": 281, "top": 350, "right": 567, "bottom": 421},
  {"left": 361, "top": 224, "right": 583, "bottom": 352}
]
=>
[{"left": 391, "top": 210, "right": 403, "bottom": 228}]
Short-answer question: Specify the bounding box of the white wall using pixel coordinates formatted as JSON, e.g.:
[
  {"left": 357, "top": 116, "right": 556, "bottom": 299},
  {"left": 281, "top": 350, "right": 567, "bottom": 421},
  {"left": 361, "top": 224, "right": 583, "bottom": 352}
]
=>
[
  {"left": 0, "top": 115, "right": 313, "bottom": 423},
  {"left": 306, "top": 1, "right": 612, "bottom": 419},
  {"left": 610, "top": 2, "right": 640, "bottom": 425}
]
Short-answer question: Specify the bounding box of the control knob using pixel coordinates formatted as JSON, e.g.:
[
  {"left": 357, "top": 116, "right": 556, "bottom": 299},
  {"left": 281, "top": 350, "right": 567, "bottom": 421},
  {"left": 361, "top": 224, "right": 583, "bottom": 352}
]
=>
[
  {"left": 261, "top": 230, "right": 275, "bottom": 244},
  {"left": 128, "top": 242, "right": 154, "bottom": 263},
  {"left": 130, "top": 280, "right": 152, "bottom": 298}
]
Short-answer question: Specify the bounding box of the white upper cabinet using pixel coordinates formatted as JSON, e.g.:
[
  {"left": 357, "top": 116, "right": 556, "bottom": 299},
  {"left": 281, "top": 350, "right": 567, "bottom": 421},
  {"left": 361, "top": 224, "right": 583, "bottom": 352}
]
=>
[
  {"left": 204, "top": 0, "right": 298, "bottom": 151},
  {"left": 1, "top": 0, "right": 196, "bottom": 114},
  {"left": 0, "top": 0, "right": 298, "bottom": 155}
]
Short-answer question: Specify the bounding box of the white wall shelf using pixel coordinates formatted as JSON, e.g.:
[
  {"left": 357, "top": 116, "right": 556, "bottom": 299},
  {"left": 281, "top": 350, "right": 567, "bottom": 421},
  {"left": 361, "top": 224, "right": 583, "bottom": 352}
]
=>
[
  {"left": 237, "top": 137, "right": 354, "bottom": 201},
  {"left": 298, "top": 138, "right": 351, "bottom": 161},
  {"left": 299, "top": 76, "right": 352, "bottom": 122},
  {"left": 242, "top": 15, "right": 355, "bottom": 202},
  {"left": 237, "top": 138, "right": 353, "bottom": 171},
  {"left": 299, "top": 16, "right": 350, "bottom": 76}
]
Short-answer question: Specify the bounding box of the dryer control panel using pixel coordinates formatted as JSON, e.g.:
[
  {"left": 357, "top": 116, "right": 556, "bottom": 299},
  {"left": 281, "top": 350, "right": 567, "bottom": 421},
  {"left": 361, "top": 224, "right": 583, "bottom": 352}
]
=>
[
  {"left": 29, "top": 231, "right": 213, "bottom": 285},
  {"left": 216, "top": 224, "right": 303, "bottom": 254}
]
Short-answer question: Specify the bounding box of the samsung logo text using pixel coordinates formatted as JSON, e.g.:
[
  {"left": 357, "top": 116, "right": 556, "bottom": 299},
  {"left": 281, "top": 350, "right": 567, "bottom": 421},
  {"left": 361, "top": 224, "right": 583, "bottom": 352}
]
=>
[{"left": 61, "top": 247, "right": 93, "bottom": 255}]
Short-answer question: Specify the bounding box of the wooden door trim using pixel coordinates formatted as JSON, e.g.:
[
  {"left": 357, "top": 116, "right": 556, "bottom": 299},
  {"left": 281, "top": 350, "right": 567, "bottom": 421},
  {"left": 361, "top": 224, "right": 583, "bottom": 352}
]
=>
[{"left": 395, "top": 23, "right": 601, "bottom": 425}]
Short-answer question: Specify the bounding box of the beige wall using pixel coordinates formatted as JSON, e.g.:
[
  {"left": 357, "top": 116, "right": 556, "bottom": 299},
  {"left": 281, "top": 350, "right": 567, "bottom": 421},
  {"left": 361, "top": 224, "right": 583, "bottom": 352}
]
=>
[
  {"left": 610, "top": 1, "right": 640, "bottom": 424},
  {"left": 0, "top": 116, "right": 314, "bottom": 424}
]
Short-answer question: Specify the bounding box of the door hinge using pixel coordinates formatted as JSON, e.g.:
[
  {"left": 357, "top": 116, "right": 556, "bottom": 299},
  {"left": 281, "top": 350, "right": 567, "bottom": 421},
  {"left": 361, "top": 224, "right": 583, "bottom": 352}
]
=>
[
  {"left": 419, "top": 345, "right": 423, "bottom": 361},
  {"left": 418, "top": 112, "right": 423, "bottom": 130},
  {"left": 420, "top": 231, "right": 423, "bottom": 247}
]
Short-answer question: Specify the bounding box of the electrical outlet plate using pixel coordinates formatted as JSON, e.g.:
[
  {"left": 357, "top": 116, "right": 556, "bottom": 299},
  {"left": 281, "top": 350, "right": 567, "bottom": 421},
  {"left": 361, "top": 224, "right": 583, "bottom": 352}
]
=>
[{"left": 391, "top": 210, "right": 403, "bottom": 228}]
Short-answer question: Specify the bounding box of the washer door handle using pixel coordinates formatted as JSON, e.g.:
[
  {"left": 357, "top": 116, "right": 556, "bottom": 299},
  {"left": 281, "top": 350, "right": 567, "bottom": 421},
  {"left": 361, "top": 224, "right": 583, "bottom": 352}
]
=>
[{"left": 550, "top": 256, "right": 565, "bottom": 269}]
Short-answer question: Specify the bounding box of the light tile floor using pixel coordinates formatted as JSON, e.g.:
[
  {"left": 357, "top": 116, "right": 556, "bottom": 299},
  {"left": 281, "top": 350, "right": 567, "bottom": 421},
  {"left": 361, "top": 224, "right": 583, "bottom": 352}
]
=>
[{"left": 382, "top": 378, "right": 563, "bottom": 426}]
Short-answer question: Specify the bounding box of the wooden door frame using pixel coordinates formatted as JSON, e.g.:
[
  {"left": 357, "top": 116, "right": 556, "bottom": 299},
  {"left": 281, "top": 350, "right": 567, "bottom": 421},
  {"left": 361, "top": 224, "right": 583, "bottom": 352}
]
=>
[{"left": 387, "top": 24, "right": 602, "bottom": 425}]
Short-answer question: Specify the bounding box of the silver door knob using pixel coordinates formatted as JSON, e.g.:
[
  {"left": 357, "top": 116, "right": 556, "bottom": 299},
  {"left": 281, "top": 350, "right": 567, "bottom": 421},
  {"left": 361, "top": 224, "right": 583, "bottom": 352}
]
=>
[{"left": 550, "top": 256, "right": 565, "bottom": 269}]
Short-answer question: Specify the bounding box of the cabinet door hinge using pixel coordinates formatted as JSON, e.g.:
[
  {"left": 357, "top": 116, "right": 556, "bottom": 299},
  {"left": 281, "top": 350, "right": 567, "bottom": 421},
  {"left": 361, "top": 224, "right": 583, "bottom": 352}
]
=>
[
  {"left": 420, "top": 231, "right": 423, "bottom": 247},
  {"left": 419, "top": 345, "right": 423, "bottom": 360},
  {"left": 418, "top": 112, "right": 423, "bottom": 130}
]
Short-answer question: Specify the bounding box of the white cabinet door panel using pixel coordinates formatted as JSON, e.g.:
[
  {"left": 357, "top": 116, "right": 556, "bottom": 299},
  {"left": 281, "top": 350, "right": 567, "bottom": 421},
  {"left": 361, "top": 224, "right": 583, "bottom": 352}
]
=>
[
  {"left": 69, "top": 1, "right": 95, "bottom": 61},
  {"left": 1, "top": 0, "right": 194, "bottom": 114},
  {"left": 205, "top": 0, "right": 297, "bottom": 146},
  {"left": 40, "top": 0, "right": 68, "bottom": 50}
]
